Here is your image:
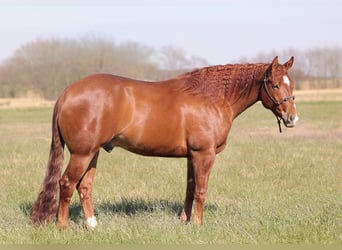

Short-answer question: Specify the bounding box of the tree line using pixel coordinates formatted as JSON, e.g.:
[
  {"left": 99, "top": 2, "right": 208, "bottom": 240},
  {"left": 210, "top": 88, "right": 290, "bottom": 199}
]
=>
[
  {"left": 0, "top": 37, "right": 208, "bottom": 99},
  {"left": 239, "top": 47, "right": 342, "bottom": 90},
  {"left": 0, "top": 37, "right": 341, "bottom": 99}
]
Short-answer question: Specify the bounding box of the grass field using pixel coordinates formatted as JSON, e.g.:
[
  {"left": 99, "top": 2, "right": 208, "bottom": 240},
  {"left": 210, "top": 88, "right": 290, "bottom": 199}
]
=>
[{"left": 0, "top": 97, "right": 341, "bottom": 244}]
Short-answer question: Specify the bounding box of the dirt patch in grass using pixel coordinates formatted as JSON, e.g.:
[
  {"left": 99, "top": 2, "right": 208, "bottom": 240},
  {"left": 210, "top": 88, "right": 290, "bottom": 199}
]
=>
[
  {"left": 0, "top": 98, "right": 54, "bottom": 109},
  {"left": 246, "top": 122, "right": 342, "bottom": 143},
  {"left": 285, "top": 124, "right": 342, "bottom": 142},
  {"left": 295, "top": 88, "right": 342, "bottom": 102}
]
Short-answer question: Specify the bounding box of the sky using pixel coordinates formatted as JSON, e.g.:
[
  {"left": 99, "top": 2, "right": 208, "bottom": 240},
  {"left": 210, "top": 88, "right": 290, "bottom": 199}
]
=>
[{"left": 0, "top": 0, "right": 341, "bottom": 65}]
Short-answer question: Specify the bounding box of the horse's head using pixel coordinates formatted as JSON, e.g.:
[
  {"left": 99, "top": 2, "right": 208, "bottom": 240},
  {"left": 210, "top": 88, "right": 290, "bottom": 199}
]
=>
[{"left": 260, "top": 56, "right": 299, "bottom": 131}]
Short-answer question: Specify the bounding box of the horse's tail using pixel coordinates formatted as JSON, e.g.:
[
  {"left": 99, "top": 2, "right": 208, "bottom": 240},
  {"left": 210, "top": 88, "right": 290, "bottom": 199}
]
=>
[{"left": 32, "top": 100, "right": 64, "bottom": 225}]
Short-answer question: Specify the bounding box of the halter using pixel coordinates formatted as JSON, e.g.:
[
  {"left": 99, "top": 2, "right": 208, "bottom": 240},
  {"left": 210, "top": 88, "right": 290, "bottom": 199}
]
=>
[{"left": 263, "top": 74, "right": 295, "bottom": 133}]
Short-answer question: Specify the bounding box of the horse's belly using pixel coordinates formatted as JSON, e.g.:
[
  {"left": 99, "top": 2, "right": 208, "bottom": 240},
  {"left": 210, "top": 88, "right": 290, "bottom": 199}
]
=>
[
  {"left": 105, "top": 98, "right": 188, "bottom": 156},
  {"left": 104, "top": 132, "right": 188, "bottom": 157}
]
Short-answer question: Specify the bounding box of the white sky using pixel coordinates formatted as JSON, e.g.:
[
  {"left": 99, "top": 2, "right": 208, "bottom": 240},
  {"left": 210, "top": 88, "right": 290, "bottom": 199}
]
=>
[{"left": 0, "top": 0, "right": 341, "bottom": 64}]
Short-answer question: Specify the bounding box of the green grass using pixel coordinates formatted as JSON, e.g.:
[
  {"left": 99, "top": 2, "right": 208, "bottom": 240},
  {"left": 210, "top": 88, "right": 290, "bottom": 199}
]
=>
[{"left": 0, "top": 102, "right": 341, "bottom": 244}]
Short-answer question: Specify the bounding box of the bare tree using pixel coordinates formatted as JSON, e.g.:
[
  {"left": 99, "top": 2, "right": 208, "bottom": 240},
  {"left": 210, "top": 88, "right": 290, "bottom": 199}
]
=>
[
  {"left": 0, "top": 38, "right": 207, "bottom": 99},
  {"left": 159, "top": 45, "right": 208, "bottom": 78}
]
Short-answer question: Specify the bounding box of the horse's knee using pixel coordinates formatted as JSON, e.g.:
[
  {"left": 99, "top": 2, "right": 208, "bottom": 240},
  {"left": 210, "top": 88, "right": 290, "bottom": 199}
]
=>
[{"left": 194, "top": 188, "right": 207, "bottom": 203}]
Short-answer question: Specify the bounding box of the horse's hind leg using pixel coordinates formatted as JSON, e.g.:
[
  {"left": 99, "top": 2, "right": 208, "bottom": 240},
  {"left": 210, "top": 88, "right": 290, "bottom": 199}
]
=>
[
  {"left": 57, "top": 152, "right": 96, "bottom": 229},
  {"left": 77, "top": 151, "right": 99, "bottom": 229}
]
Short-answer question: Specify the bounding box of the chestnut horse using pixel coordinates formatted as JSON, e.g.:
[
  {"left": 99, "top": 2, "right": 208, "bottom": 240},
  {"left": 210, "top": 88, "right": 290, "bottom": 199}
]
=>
[{"left": 32, "top": 56, "right": 298, "bottom": 229}]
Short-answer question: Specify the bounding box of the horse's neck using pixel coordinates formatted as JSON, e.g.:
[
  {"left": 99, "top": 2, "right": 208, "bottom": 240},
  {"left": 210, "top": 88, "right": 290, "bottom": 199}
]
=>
[
  {"left": 226, "top": 64, "right": 268, "bottom": 118},
  {"left": 181, "top": 63, "right": 268, "bottom": 117}
]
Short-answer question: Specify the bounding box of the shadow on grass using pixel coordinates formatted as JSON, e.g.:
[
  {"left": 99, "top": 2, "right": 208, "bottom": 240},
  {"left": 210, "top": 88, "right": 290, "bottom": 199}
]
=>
[
  {"left": 98, "top": 198, "right": 184, "bottom": 216},
  {"left": 97, "top": 197, "right": 218, "bottom": 218},
  {"left": 20, "top": 198, "right": 218, "bottom": 224}
]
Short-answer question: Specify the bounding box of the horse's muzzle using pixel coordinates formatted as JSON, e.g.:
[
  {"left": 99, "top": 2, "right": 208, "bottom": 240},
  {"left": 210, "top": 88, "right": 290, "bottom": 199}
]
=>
[{"left": 282, "top": 113, "right": 299, "bottom": 128}]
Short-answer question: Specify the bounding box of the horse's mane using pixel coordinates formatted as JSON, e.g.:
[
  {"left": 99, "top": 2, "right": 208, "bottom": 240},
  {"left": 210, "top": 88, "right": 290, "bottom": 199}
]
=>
[{"left": 180, "top": 63, "right": 269, "bottom": 103}]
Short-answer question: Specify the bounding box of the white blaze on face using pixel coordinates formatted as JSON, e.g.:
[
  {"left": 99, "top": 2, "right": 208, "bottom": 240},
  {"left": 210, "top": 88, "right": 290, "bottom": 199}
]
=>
[
  {"left": 283, "top": 75, "right": 290, "bottom": 86},
  {"left": 293, "top": 104, "right": 299, "bottom": 125}
]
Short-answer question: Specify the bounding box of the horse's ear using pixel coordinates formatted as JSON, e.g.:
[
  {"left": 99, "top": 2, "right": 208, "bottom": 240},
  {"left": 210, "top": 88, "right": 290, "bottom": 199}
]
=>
[
  {"left": 284, "top": 56, "right": 294, "bottom": 70},
  {"left": 266, "top": 56, "right": 279, "bottom": 75},
  {"left": 271, "top": 56, "right": 279, "bottom": 67}
]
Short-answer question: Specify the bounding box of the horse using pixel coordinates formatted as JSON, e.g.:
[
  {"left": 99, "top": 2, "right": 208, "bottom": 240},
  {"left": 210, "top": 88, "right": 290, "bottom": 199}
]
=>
[{"left": 32, "top": 56, "right": 299, "bottom": 229}]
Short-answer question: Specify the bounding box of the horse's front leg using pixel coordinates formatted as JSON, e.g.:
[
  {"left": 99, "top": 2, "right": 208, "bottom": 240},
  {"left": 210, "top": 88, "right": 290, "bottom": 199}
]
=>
[
  {"left": 186, "top": 149, "right": 216, "bottom": 225},
  {"left": 180, "top": 159, "right": 195, "bottom": 222},
  {"left": 77, "top": 151, "right": 99, "bottom": 229}
]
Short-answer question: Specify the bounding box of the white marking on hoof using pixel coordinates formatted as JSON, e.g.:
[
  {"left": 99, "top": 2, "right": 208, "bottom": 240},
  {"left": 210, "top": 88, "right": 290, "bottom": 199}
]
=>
[
  {"left": 283, "top": 76, "right": 290, "bottom": 86},
  {"left": 86, "top": 216, "right": 98, "bottom": 229}
]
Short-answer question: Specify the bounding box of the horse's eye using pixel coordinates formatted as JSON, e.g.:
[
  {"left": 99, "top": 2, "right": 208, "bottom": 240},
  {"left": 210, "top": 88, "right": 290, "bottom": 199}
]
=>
[{"left": 272, "top": 84, "right": 279, "bottom": 89}]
